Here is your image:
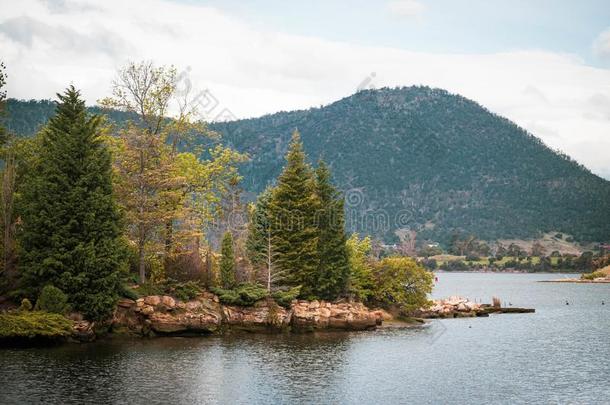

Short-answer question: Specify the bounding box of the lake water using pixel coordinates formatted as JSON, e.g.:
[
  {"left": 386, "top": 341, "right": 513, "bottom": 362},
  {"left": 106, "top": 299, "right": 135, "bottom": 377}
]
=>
[{"left": 1, "top": 273, "right": 609, "bottom": 404}]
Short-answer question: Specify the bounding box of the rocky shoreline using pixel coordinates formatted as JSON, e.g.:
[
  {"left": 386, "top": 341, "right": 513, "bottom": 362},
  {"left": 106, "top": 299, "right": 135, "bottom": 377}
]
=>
[
  {"left": 414, "top": 296, "right": 535, "bottom": 319},
  {"left": 109, "top": 293, "right": 382, "bottom": 338},
  {"left": 1, "top": 293, "right": 535, "bottom": 345}
]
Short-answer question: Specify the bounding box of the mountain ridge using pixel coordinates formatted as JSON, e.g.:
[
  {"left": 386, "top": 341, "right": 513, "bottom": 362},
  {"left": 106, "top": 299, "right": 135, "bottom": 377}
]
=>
[{"left": 5, "top": 86, "right": 610, "bottom": 243}]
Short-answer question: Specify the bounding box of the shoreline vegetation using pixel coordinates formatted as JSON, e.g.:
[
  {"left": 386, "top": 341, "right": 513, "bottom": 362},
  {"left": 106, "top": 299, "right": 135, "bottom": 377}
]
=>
[
  {"left": 540, "top": 265, "right": 610, "bottom": 283},
  {"left": 0, "top": 292, "right": 535, "bottom": 346}
]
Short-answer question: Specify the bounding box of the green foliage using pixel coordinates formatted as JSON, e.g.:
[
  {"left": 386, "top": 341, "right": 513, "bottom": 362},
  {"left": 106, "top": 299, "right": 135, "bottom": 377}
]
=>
[
  {"left": 211, "top": 283, "right": 268, "bottom": 306},
  {"left": 370, "top": 257, "right": 433, "bottom": 313},
  {"left": 207, "top": 87, "right": 610, "bottom": 243},
  {"left": 268, "top": 130, "right": 319, "bottom": 298},
  {"left": 246, "top": 187, "right": 273, "bottom": 268},
  {"left": 19, "top": 298, "right": 33, "bottom": 312},
  {"left": 118, "top": 283, "right": 139, "bottom": 301},
  {"left": 581, "top": 270, "right": 608, "bottom": 280},
  {"left": 170, "top": 281, "right": 202, "bottom": 301},
  {"left": 271, "top": 286, "right": 301, "bottom": 308},
  {"left": 346, "top": 233, "right": 375, "bottom": 301},
  {"left": 130, "top": 279, "right": 202, "bottom": 301},
  {"left": 313, "top": 160, "right": 350, "bottom": 300},
  {"left": 18, "top": 87, "right": 126, "bottom": 321},
  {"left": 0, "top": 311, "right": 73, "bottom": 339},
  {"left": 220, "top": 231, "right": 236, "bottom": 288},
  {"left": 133, "top": 282, "right": 164, "bottom": 297},
  {"left": 35, "top": 285, "right": 69, "bottom": 314},
  {"left": 7, "top": 87, "right": 610, "bottom": 242},
  {"left": 418, "top": 245, "right": 444, "bottom": 257}
]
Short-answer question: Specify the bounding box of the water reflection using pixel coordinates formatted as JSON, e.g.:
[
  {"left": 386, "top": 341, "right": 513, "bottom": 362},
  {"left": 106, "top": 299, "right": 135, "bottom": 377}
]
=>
[{"left": 1, "top": 273, "right": 609, "bottom": 404}]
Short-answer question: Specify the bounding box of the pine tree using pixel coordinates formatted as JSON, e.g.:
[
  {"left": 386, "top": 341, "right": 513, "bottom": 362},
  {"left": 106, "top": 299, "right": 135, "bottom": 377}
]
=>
[
  {"left": 220, "top": 231, "right": 236, "bottom": 288},
  {"left": 268, "top": 130, "right": 319, "bottom": 298},
  {"left": 246, "top": 188, "right": 272, "bottom": 269},
  {"left": 246, "top": 187, "right": 285, "bottom": 292},
  {"left": 314, "top": 160, "right": 350, "bottom": 299},
  {"left": 19, "top": 86, "right": 125, "bottom": 321}
]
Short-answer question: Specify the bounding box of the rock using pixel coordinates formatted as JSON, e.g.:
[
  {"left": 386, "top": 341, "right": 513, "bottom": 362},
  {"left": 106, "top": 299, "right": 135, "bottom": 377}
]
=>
[
  {"left": 144, "top": 296, "right": 161, "bottom": 307},
  {"left": 141, "top": 305, "right": 155, "bottom": 316},
  {"left": 72, "top": 320, "right": 96, "bottom": 342},
  {"left": 291, "top": 300, "right": 377, "bottom": 331},
  {"left": 222, "top": 300, "right": 290, "bottom": 330},
  {"left": 372, "top": 309, "right": 393, "bottom": 325},
  {"left": 148, "top": 311, "right": 221, "bottom": 334},
  {"left": 112, "top": 294, "right": 381, "bottom": 336},
  {"left": 161, "top": 296, "right": 176, "bottom": 309},
  {"left": 117, "top": 299, "right": 135, "bottom": 308},
  {"left": 318, "top": 307, "right": 331, "bottom": 318},
  {"left": 308, "top": 300, "right": 320, "bottom": 309}
]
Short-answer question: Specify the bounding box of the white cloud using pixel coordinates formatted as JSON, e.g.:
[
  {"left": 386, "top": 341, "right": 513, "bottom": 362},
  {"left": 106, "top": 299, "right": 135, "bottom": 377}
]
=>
[
  {"left": 593, "top": 28, "right": 610, "bottom": 60},
  {"left": 387, "top": 0, "right": 425, "bottom": 18},
  {"left": 1, "top": 0, "right": 609, "bottom": 179}
]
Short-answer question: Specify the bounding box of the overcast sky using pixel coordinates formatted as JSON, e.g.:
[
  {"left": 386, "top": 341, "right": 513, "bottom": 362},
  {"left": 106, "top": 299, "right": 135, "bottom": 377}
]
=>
[{"left": 1, "top": 0, "right": 610, "bottom": 179}]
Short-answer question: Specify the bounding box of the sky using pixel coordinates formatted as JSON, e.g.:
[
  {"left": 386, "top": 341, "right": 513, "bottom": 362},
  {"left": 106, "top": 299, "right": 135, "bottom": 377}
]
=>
[{"left": 1, "top": 0, "right": 609, "bottom": 179}]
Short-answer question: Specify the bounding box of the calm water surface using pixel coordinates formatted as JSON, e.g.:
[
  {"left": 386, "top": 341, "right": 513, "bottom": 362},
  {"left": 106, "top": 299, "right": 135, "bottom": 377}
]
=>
[{"left": 1, "top": 273, "right": 609, "bottom": 404}]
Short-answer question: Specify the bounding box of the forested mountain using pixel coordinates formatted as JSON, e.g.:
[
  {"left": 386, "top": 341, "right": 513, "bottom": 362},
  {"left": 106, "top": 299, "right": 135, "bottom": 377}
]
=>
[{"left": 6, "top": 86, "right": 610, "bottom": 243}]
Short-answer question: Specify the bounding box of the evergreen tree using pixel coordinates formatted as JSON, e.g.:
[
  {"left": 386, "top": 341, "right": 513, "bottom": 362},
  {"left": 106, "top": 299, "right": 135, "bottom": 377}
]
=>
[
  {"left": 246, "top": 187, "right": 286, "bottom": 292},
  {"left": 314, "top": 160, "right": 349, "bottom": 299},
  {"left": 19, "top": 86, "right": 125, "bottom": 321},
  {"left": 268, "top": 130, "right": 319, "bottom": 298},
  {"left": 220, "top": 231, "right": 236, "bottom": 288},
  {"left": 246, "top": 188, "right": 272, "bottom": 268}
]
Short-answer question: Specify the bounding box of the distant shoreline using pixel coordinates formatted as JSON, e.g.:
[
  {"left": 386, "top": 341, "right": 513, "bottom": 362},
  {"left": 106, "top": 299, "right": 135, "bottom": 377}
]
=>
[
  {"left": 538, "top": 278, "right": 610, "bottom": 284},
  {"left": 434, "top": 270, "right": 579, "bottom": 275}
]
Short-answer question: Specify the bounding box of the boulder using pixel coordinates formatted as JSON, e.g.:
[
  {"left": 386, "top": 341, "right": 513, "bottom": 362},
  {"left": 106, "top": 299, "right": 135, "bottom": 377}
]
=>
[
  {"left": 291, "top": 300, "right": 377, "bottom": 331},
  {"left": 161, "top": 296, "right": 176, "bottom": 309},
  {"left": 144, "top": 296, "right": 161, "bottom": 306},
  {"left": 71, "top": 320, "right": 96, "bottom": 342},
  {"left": 222, "top": 300, "right": 290, "bottom": 330}
]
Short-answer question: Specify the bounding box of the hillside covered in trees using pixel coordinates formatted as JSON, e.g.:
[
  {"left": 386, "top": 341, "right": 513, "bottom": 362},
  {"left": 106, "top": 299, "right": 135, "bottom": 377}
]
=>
[
  {"left": 211, "top": 87, "right": 610, "bottom": 243},
  {"left": 6, "top": 86, "right": 610, "bottom": 243}
]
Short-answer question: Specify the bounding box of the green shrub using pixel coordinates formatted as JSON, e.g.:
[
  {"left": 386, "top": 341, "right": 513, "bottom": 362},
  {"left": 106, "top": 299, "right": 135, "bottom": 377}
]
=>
[
  {"left": 370, "top": 257, "right": 433, "bottom": 313},
  {"left": 133, "top": 283, "right": 164, "bottom": 297},
  {"left": 171, "top": 281, "right": 202, "bottom": 301},
  {"left": 118, "top": 283, "right": 139, "bottom": 301},
  {"left": 271, "top": 286, "right": 301, "bottom": 308},
  {"left": 35, "top": 285, "right": 69, "bottom": 314},
  {"left": 581, "top": 270, "right": 607, "bottom": 280},
  {"left": 0, "top": 311, "right": 73, "bottom": 339},
  {"left": 19, "top": 298, "right": 33, "bottom": 312},
  {"left": 211, "top": 283, "right": 268, "bottom": 306}
]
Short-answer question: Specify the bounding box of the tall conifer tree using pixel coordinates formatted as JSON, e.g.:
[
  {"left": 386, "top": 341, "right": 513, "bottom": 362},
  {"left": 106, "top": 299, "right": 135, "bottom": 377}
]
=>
[
  {"left": 19, "top": 86, "right": 125, "bottom": 320},
  {"left": 314, "top": 160, "right": 350, "bottom": 299},
  {"left": 269, "top": 130, "right": 319, "bottom": 298},
  {"left": 220, "top": 231, "right": 236, "bottom": 288}
]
